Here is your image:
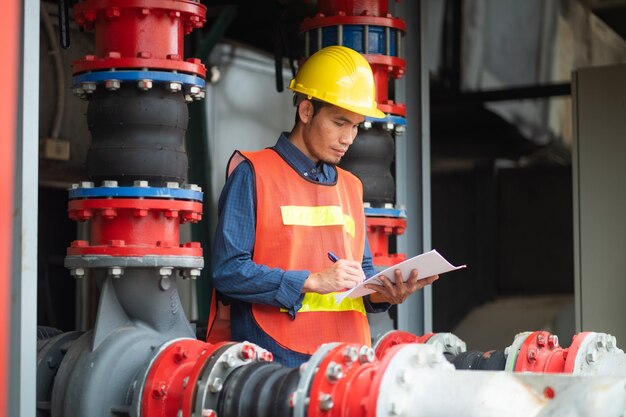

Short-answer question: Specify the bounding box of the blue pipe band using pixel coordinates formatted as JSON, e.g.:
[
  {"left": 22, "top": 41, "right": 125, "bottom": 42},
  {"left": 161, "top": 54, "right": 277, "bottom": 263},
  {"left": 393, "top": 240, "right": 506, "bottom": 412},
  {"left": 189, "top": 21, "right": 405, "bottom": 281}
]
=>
[
  {"left": 69, "top": 186, "right": 203, "bottom": 202},
  {"left": 365, "top": 115, "right": 406, "bottom": 125},
  {"left": 313, "top": 25, "right": 398, "bottom": 56},
  {"left": 73, "top": 70, "right": 206, "bottom": 89},
  {"left": 365, "top": 207, "right": 407, "bottom": 218}
]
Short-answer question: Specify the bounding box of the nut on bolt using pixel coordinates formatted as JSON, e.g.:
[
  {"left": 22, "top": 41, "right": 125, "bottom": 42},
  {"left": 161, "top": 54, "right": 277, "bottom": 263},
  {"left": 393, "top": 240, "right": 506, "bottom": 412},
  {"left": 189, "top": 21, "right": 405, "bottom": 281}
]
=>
[
  {"left": 82, "top": 82, "right": 97, "bottom": 94},
  {"left": 71, "top": 268, "right": 86, "bottom": 278},
  {"left": 548, "top": 335, "right": 559, "bottom": 348},
  {"left": 318, "top": 393, "right": 334, "bottom": 411},
  {"left": 174, "top": 345, "right": 188, "bottom": 363},
  {"left": 166, "top": 82, "right": 182, "bottom": 92},
  {"left": 102, "top": 180, "right": 118, "bottom": 187},
  {"left": 209, "top": 377, "right": 223, "bottom": 393},
  {"left": 108, "top": 267, "right": 124, "bottom": 278},
  {"left": 240, "top": 343, "right": 256, "bottom": 360},
  {"left": 182, "top": 268, "right": 201, "bottom": 279},
  {"left": 105, "top": 79, "right": 121, "bottom": 91},
  {"left": 537, "top": 334, "right": 547, "bottom": 347},
  {"left": 159, "top": 267, "right": 173, "bottom": 277},
  {"left": 359, "top": 346, "right": 375, "bottom": 364},
  {"left": 326, "top": 361, "right": 344, "bottom": 382},
  {"left": 183, "top": 184, "right": 202, "bottom": 192},
  {"left": 607, "top": 335, "right": 617, "bottom": 351},
  {"left": 343, "top": 346, "right": 359, "bottom": 363},
  {"left": 137, "top": 79, "right": 153, "bottom": 91},
  {"left": 586, "top": 350, "right": 598, "bottom": 364},
  {"left": 222, "top": 353, "right": 237, "bottom": 368}
]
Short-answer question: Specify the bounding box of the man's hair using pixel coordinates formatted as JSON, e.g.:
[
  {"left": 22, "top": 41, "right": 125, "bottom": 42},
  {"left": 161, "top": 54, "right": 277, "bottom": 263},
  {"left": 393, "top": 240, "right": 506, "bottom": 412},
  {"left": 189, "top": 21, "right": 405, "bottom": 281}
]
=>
[{"left": 293, "top": 93, "right": 330, "bottom": 125}]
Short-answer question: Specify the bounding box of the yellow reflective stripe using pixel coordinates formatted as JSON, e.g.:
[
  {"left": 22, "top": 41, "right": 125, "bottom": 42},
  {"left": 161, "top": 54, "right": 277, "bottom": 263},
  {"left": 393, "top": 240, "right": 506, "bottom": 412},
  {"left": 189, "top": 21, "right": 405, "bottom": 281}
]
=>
[
  {"left": 342, "top": 214, "right": 355, "bottom": 238},
  {"left": 283, "top": 293, "right": 366, "bottom": 314},
  {"left": 281, "top": 205, "right": 355, "bottom": 238}
]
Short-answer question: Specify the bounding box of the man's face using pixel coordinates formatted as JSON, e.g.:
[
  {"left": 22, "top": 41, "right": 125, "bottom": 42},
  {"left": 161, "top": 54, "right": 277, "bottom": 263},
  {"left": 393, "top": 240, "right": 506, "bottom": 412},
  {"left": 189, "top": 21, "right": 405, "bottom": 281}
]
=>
[{"left": 301, "top": 102, "right": 365, "bottom": 165}]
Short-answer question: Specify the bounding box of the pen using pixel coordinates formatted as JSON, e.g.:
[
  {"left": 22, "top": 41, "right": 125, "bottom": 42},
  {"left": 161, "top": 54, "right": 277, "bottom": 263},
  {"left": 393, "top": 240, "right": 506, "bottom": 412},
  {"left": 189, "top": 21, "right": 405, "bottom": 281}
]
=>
[{"left": 327, "top": 251, "right": 339, "bottom": 263}]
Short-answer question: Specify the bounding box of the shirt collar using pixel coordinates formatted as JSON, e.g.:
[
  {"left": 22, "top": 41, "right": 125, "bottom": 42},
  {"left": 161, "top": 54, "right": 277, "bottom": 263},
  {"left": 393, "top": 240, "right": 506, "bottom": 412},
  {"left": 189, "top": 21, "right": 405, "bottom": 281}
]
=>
[{"left": 273, "top": 132, "right": 336, "bottom": 181}]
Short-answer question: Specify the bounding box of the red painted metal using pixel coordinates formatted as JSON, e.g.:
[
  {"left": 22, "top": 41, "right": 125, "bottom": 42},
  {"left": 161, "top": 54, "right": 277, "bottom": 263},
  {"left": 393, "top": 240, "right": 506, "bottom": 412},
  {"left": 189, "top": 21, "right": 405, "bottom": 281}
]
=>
[
  {"left": 514, "top": 331, "right": 567, "bottom": 373},
  {"left": 0, "top": 0, "right": 19, "bottom": 412},
  {"left": 73, "top": 0, "right": 206, "bottom": 76},
  {"left": 67, "top": 240, "right": 202, "bottom": 257},
  {"left": 374, "top": 331, "right": 433, "bottom": 359},
  {"left": 369, "top": 57, "right": 407, "bottom": 116},
  {"left": 360, "top": 343, "right": 406, "bottom": 417},
  {"left": 67, "top": 198, "right": 202, "bottom": 256},
  {"left": 306, "top": 343, "right": 379, "bottom": 417},
  {"left": 317, "top": 0, "right": 389, "bottom": 17},
  {"left": 563, "top": 332, "right": 592, "bottom": 374},
  {"left": 366, "top": 216, "right": 407, "bottom": 266},
  {"left": 141, "top": 340, "right": 230, "bottom": 417},
  {"left": 300, "top": 14, "right": 406, "bottom": 32},
  {"left": 302, "top": 0, "right": 406, "bottom": 118},
  {"left": 366, "top": 55, "right": 406, "bottom": 79}
]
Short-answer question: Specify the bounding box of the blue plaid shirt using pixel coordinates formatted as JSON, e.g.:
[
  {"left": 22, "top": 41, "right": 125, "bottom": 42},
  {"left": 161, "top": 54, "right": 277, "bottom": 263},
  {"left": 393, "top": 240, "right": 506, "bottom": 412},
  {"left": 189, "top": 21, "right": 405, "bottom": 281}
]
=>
[{"left": 212, "top": 133, "right": 384, "bottom": 366}]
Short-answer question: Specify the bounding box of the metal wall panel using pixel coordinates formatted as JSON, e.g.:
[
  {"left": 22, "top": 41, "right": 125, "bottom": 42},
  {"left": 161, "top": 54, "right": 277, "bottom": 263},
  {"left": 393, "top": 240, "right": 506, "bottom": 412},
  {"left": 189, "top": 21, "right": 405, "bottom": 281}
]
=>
[
  {"left": 573, "top": 63, "right": 626, "bottom": 342},
  {"left": 206, "top": 43, "right": 295, "bottom": 223}
]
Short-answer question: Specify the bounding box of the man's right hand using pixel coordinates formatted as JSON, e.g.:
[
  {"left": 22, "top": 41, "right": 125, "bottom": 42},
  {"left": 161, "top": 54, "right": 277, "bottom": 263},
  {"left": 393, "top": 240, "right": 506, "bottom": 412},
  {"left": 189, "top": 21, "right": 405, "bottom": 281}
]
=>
[{"left": 302, "top": 260, "right": 365, "bottom": 294}]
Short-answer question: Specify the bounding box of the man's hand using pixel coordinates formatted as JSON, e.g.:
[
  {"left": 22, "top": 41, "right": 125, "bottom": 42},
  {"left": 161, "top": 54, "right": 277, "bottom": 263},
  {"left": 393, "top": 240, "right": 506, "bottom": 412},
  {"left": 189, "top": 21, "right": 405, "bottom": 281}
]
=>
[
  {"left": 365, "top": 269, "right": 439, "bottom": 304},
  {"left": 303, "top": 260, "right": 365, "bottom": 294}
]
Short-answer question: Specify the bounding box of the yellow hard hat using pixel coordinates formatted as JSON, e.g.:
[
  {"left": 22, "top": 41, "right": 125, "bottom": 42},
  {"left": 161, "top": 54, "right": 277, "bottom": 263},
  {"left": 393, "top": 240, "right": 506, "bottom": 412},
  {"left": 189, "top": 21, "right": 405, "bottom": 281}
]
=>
[{"left": 289, "top": 46, "right": 385, "bottom": 119}]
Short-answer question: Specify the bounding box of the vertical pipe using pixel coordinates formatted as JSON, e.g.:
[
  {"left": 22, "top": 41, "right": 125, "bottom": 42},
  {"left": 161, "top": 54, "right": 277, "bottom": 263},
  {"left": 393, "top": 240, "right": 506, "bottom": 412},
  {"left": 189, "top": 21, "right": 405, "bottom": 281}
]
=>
[
  {"left": 0, "top": 0, "right": 21, "bottom": 413},
  {"left": 11, "top": 0, "right": 39, "bottom": 416},
  {"left": 395, "top": 0, "right": 432, "bottom": 334}
]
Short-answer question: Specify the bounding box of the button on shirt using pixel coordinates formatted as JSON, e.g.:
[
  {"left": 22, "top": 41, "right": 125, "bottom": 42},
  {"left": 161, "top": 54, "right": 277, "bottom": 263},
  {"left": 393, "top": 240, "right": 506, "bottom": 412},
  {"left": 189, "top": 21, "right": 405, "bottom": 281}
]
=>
[{"left": 212, "top": 133, "right": 386, "bottom": 366}]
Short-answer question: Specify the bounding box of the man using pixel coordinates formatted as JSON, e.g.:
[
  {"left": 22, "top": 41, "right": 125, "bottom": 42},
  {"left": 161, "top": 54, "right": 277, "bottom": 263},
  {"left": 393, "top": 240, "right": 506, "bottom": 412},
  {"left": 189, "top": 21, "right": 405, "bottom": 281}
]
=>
[{"left": 211, "top": 46, "right": 438, "bottom": 366}]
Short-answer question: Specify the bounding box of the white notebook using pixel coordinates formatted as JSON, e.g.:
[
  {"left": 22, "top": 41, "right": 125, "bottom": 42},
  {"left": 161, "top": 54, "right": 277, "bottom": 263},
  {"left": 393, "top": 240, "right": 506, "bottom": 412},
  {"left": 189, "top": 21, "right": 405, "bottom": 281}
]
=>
[{"left": 335, "top": 249, "right": 466, "bottom": 303}]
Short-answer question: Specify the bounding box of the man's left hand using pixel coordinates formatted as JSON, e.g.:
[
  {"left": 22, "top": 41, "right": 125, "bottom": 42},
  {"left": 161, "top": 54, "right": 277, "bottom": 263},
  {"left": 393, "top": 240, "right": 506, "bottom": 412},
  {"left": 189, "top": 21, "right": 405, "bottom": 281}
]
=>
[{"left": 365, "top": 269, "right": 439, "bottom": 305}]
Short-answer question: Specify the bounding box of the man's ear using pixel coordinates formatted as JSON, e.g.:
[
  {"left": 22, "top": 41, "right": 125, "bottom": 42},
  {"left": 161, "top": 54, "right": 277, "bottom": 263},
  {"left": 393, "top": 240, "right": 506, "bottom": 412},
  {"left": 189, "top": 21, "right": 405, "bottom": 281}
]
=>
[{"left": 298, "top": 100, "right": 314, "bottom": 124}]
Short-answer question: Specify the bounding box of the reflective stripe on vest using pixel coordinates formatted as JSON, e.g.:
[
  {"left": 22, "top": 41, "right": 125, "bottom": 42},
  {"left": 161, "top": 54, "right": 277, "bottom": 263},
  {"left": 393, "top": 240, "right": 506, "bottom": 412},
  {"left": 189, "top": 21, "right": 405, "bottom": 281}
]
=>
[
  {"left": 234, "top": 148, "right": 370, "bottom": 354},
  {"left": 280, "top": 205, "right": 356, "bottom": 238}
]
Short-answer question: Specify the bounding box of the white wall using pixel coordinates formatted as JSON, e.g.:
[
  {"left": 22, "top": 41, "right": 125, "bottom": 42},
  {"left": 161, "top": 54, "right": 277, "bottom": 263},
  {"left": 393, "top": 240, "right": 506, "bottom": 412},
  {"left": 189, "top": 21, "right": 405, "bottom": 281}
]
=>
[{"left": 205, "top": 43, "right": 296, "bottom": 230}]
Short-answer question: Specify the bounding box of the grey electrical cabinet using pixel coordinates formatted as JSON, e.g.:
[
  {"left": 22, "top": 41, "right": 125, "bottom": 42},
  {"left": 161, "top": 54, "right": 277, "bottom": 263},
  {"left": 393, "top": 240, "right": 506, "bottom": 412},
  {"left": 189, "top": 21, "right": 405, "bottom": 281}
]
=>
[{"left": 573, "top": 64, "right": 626, "bottom": 342}]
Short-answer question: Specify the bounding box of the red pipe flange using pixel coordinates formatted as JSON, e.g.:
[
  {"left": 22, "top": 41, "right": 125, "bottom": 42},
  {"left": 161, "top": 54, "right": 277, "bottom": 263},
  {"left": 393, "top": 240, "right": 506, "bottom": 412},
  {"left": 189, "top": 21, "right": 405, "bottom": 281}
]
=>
[
  {"left": 67, "top": 198, "right": 203, "bottom": 256},
  {"left": 360, "top": 343, "right": 409, "bottom": 417},
  {"left": 141, "top": 340, "right": 213, "bottom": 417},
  {"left": 67, "top": 239, "right": 202, "bottom": 257},
  {"left": 514, "top": 331, "right": 565, "bottom": 373},
  {"left": 306, "top": 343, "right": 378, "bottom": 417},
  {"left": 300, "top": 14, "right": 406, "bottom": 33},
  {"left": 68, "top": 198, "right": 203, "bottom": 224},
  {"left": 563, "top": 332, "right": 592, "bottom": 374},
  {"left": 141, "top": 340, "right": 230, "bottom": 417},
  {"left": 366, "top": 217, "right": 407, "bottom": 266},
  {"left": 73, "top": 0, "right": 206, "bottom": 76},
  {"left": 316, "top": 0, "right": 389, "bottom": 17},
  {"left": 374, "top": 330, "right": 433, "bottom": 359}
]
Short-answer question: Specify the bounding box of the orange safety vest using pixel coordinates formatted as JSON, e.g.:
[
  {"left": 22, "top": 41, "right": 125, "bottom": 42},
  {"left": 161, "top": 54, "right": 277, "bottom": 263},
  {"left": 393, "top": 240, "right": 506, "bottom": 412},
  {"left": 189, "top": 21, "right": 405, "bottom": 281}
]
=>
[{"left": 212, "top": 148, "right": 371, "bottom": 355}]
